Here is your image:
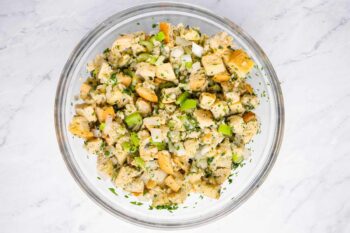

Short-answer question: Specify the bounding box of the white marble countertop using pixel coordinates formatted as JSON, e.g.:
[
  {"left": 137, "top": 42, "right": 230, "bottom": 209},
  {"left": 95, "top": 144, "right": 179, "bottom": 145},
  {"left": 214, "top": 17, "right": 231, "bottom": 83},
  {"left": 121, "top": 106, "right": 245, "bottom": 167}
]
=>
[{"left": 1, "top": 0, "right": 350, "bottom": 232}]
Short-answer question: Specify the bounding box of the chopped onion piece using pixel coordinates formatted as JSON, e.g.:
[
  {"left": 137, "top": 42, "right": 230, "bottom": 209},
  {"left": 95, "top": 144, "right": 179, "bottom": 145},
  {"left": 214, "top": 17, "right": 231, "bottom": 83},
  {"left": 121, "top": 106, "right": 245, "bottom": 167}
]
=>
[
  {"left": 170, "top": 47, "right": 184, "bottom": 58},
  {"left": 181, "top": 54, "right": 192, "bottom": 63},
  {"left": 155, "top": 55, "right": 165, "bottom": 66},
  {"left": 191, "top": 61, "right": 201, "bottom": 73},
  {"left": 175, "top": 36, "right": 192, "bottom": 46},
  {"left": 150, "top": 128, "right": 163, "bottom": 142},
  {"left": 192, "top": 42, "right": 203, "bottom": 57}
]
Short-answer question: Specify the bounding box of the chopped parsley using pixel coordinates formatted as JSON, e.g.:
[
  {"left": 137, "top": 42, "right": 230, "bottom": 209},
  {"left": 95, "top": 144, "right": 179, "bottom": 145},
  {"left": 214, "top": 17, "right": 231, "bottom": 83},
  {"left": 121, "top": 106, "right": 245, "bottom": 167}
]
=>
[
  {"left": 108, "top": 188, "right": 118, "bottom": 196},
  {"left": 155, "top": 204, "right": 178, "bottom": 211},
  {"left": 130, "top": 201, "right": 143, "bottom": 206}
]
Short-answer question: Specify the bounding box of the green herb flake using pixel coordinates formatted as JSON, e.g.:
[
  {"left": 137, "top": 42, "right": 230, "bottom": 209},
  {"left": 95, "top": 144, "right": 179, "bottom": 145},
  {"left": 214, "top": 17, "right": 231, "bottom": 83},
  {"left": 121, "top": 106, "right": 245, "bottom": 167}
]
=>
[
  {"left": 207, "top": 157, "right": 214, "bottom": 164},
  {"left": 108, "top": 188, "right": 118, "bottom": 196},
  {"left": 155, "top": 204, "right": 178, "bottom": 211},
  {"left": 130, "top": 201, "right": 143, "bottom": 206}
]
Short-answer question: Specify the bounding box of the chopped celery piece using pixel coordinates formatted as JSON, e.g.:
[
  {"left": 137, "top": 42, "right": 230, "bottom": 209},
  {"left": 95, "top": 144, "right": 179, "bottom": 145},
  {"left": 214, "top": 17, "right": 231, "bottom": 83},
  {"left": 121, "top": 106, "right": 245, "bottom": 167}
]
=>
[
  {"left": 176, "top": 92, "right": 190, "bottom": 105},
  {"left": 99, "top": 123, "right": 105, "bottom": 131},
  {"left": 159, "top": 81, "right": 176, "bottom": 89},
  {"left": 218, "top": 124, "right": 232, "bottom": 136},
  {"left": 180, "top": 99, "right": 197, "bottom": 111},
  {"left": 149, "top": 36, "right": 156, "bottom": 44},
  {"left": 136, "top": 53, "right": 157, "bottom": 64},
  {"left": 134, "top": 157, "right": 145, "bottom": 169},
  {"left": 122, "top": 141, "right": 131, "bottom": 151},
  {"left": 122, "top": 141, "right": 137, "bottom": 153},
  {"left": 139, "top": 40, "right": 154, "bottom": 52},
  {"left": 124, "top": 112, "right": 142, "bottom": 128},
  {"left": 150, "top": 140, "right": 167, "bottom": 150},
  {"left": 232, "top": 153, "right": 243, "bottom": 164},
  {"left": 130, "top": 132, "right": 140, "bottom": 147},
  {"left": 185, "top": 62, "right": 192, "bottom": 69},
  {"left": 155, "top": 31, "right": 165, "bottom": 41}
]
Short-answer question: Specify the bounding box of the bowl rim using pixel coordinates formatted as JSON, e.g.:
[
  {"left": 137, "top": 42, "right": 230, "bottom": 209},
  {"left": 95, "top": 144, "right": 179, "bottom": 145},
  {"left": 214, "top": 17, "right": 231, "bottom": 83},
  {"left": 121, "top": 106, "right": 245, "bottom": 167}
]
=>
[{"left": 55, "top": 1, "right": 284, "bottom": 229}]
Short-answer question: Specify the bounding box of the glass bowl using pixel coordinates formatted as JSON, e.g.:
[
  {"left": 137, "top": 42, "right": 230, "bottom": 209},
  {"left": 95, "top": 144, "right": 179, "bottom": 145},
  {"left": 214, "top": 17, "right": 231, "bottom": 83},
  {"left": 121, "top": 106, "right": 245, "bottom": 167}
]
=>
[{"left": 55, "top": 2, "right": 284, "bottom": 229}]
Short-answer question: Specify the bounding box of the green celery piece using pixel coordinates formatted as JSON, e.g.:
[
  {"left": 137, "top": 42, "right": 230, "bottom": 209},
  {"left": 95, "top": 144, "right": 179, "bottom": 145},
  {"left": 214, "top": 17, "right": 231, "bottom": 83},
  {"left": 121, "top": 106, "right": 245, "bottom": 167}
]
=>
[
  {"left": 232, "top": 153, "right": 243, "bottom": 164},
  {"left": 130, "top": 132, "right": 140, "bottom": 147},
  {"left": 134, "top": 157, "right": 145, "bottom": 169},
  {"left": 155, "top": 31, "right": 165, "bottom": 41},
  {"left": 139, "top": 40, "right": 154, "bottom": 52},
  {"left": 218, "top": 123, "right": 232, "bottom": 136},
  {"left": 124, "top": 112, "right": 142, "bottom": 128},
  {"left": 180, "top": 99, "right": 197, "bottom": 111},
  {"left": 185, "top": 62, "right": 192, "bottom": 69},
  {"left": 176, "top": 92, "right": 190, "bottom": 105}
]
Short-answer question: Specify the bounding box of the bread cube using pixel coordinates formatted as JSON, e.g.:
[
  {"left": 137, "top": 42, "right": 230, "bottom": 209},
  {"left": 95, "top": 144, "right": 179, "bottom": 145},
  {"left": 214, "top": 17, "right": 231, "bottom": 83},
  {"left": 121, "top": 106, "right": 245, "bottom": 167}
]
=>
[
  {"left": 156, "top": 63, "right": 177, "bottom": 82},
  {"left": 223, "top": 49, "right": 254, "bottom": 77},
  {"left": 201, "top": 54, "right": 226, "bottom": 76}
]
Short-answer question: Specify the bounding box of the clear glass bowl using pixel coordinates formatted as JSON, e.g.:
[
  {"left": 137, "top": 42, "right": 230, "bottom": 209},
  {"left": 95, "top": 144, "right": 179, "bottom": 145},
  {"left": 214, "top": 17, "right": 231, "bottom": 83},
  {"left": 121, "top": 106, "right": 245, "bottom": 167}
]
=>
[{"left": 55, "top": 2, "right": 284, "bottom": 229}]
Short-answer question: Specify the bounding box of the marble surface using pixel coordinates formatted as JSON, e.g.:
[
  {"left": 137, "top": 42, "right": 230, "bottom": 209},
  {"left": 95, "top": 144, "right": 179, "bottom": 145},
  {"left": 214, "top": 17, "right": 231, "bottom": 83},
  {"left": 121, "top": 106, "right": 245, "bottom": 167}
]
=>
[{"left": 1, "top": 0, "right": 350, "bottom": 232}]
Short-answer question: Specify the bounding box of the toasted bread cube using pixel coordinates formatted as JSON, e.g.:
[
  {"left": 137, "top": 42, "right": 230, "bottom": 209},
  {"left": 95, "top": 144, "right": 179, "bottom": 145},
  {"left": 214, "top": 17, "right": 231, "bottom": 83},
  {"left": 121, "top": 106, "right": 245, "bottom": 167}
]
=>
[
  {"left": 182, "top": 29, "right": 200, "bottom": 41},
  {"left": 135, "top": 84, "right": 158, "bottom": 103},
  {"left": 146, "top": 179, "right": 157, "bottom": 189},
  {"left": 136, "top": 98, "right": 152, "bottom": 116},
  {"left": 213, "top": 168, "right": 231, "bottom": 185},
  {"left": 193, "top": 109, "right": 215, "bottom": 129},
  {"left": 95, "top": 106, "right": 115, "bottom": 122},
  {"left": 184, "top": 139, "right": 200, "bottom": 158},
  {"left": 242, "top": 111, "right": 256, "bottom": 123},
  {"left": 224, "top": 91, "right": 240, "bottom": 104},
  {"left": 208, "top": 32, "right": 233, "bottom": 54},
  {"left": 156, "top": 63, "right": 177, "bottom": 82},
  {"left": 80, "top": 83, "right": 91, "bottom": 100},
  {"left": 210, "top": 100, "right": 230, "bottom": 119},
  {"left": 106, "top": 86, "right": 125, "bottom": 106},
  {"left": 116, "top": 73, "right": 132, "bottom": 87},
  {"left": 157, "top": 151, "right": 174, "bottom": 175},
  {"left": 135, "top": 62, "right": 156, "bottom": 79},
  {"left": 165, "top": 175, "right": 182, "bottom": 192},
  {"left": 199, "top": 92, "right": 216, "bottom": 110},
  {"left": 201, "top": 54, "right": 226, "bottom": 76},
  {"left": 223, "top": 49, "right": 254, "bottom": 77},
  {"left": 242, "top": 119, "right": 260, "bottom": 144},
  {"left": 159, "top": 22, "right": 172, "bottom": 44},
  {"left": 124, "top": 178, "right": 144, "bottom": 193},
  {"left": 228, "top": 115, "right": 245, "bottom": 135},
  {"left": 84, "top": 138, "right": 103, "bottom": 155},
  {"left": 68, "top": 116, "right": 93, "bottom": 139},
  {"left": 97, "top": 154, "right": 115, "bottom": 177},
  {"left": 187, "top": 173, "right": 203, "bottom": 184},
  {"left": 193, "top": 181, "right": 220, "bottom": 199},
  {"left": 189, "top": 70, "right": 207, "bottom": 91},
  {"left": 161, "top": 87, "right": 181, "bottom": 104},
  {"left": 75, "top": 104, "right": 97, "bottom": 122},
  {"left": 112, "top": 34, "right": 134, "bottom": 52},
  {"left": 212, "top": 71, "right": 230, "bottom": 82},
  {"left": 228, "top": 101, "right": 245, "bottom": 114},
  {"left": 114, "top": 166, "right": 141, "bottom": 187},
  {"left": 241, "top": 94, "right": 259, "bottom": 110},
  {"left": 97, "top": 61, "right": 113, "bottom": 84}
]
